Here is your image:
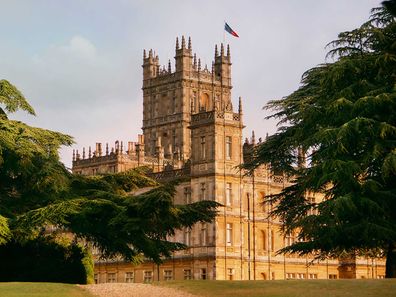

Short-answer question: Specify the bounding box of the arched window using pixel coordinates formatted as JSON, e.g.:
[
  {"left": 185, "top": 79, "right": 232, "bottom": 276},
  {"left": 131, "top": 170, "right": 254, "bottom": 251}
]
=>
[{"left": 200, "top": 93, "right": 211, "bottom": 111}]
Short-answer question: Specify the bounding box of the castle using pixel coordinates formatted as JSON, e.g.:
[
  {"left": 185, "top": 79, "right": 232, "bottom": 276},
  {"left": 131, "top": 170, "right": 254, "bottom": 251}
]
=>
[{"left": 72, "top": 36, "right": 385, "bottom": 282}]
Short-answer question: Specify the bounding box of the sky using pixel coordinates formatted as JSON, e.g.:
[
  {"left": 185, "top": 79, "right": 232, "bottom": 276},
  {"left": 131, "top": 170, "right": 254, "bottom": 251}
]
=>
[{"left": 0, "top": 0, "right": 382, "bottom": 168}]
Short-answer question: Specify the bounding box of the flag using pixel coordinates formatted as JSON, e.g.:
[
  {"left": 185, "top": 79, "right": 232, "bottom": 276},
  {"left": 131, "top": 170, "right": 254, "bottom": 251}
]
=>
[{"left": 224, "top": 22, "right": 239, "bottom": 38}]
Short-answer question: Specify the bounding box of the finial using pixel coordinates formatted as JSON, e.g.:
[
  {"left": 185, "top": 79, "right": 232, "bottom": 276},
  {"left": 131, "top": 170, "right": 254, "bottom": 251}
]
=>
[
  {"left": 181, "top": 36, "right": 186, "bottom": 49},
  {"left": 238, "top": 96, "right": 242, "bottom": 114},
  {"left": 72, "top": 149, "right": 75, "bottom": 161},
  {"left": 176, "top": 37, "right": 179, "bottom": 50},
  {"left": 82, "top": 147, "right": 86, "bottom": 159},
  {"left": 143, "top": 49, "right": 146, "bottom": 59},
  {"left": 251, "top": 130, "right": 256, "bottom": 144},
  {"left": 245, "top": 137, "right": 249, "bottom": 144},
  {"left": 193, "top": 54, "right": 197, "bottom": 69},
  {"left": 88, "top": 146, "right": 92, "bottom": 158},
  {"left": 220, "top": 43, "right": 224, "bottom": 56},
  {"left": 227, "top": 44, "right": 230, "bottom": 57},
  {"left": 121, "top": 141, "right": 123, "bottom": 153},
  {"left": 259, "top": 137, "right": 262, "bottom": 143},
  {"left": 149, "top": 49, "right": 153, "bottom": 58},
  {"left": 106, "top": 143, "right": 109, "bottom": 155},
  {"left": 198, "top": 58, "right": 201, "bottom": 71},
  {"left": 168, "top": 59, "right": 171, "bottom": 72},
  {"left": 188, "top": 36, "right": 191, "bottom": 49},
  {"left": 215, "top": 44, "right": 218, "bottom": 57},
  {"left": 76, "top": 150, "right": 80, "bottom": 160},
  {"left": 266, "top": 133, "right": 269, "bottom": 140}
]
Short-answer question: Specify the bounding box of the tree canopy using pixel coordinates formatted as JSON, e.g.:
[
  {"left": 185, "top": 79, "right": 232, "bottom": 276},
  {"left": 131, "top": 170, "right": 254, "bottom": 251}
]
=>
[
  {"left": 245, "top": 2, "right": 396, "bottom": 277},
  {"left": 0, "top": 79, "right": 218, "bottom": 268}
]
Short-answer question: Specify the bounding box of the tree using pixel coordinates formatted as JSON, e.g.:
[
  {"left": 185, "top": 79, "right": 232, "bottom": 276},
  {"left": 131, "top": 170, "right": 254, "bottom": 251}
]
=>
[
  {"left": 0, "top": 79, "right": 219, "bottom": 280},
  {"left": 245, "top": 2, "right": 396, "bottom": 277}
]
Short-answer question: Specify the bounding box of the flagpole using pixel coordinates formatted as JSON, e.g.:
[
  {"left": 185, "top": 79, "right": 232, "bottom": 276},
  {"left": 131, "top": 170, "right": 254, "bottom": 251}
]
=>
[{"left": 223, "top": 20, "right": 226, "bottom": 43}]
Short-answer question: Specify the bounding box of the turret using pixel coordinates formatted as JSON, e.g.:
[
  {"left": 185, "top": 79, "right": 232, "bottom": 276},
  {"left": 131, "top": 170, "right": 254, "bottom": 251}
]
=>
[
  {"left": 214, "top": 43, "right": 232, "bottom": 86},
  {"left": 175, "top": 35, "right": 193, "bottom": 73},
  {"left": 142, "top": 49, "right": 159, "bottom": 83}
]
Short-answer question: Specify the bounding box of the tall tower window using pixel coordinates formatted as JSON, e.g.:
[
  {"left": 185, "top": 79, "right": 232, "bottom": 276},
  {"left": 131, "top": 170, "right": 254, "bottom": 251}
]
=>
[
  {"left": 184, "top": 229, "right": 191, "bottom": 246},
  {"left": 200, "top": 183, "right": 206, "bottom": 200},
  {"left": 201, "top": 223, "right": 207, "bottom": 246},
  {"left": 171, "top": 96, "right": 176, "bottom": 114},
  {"left": 226, "top": 183, "right": 232, "bottom": 206},
  {"left": 226, "top": 136, "right": 232, "bottom": 159},
  {"left": 226, "top": 223, "right": 233, "bottom": 246},
  {"left": 200, "top": 136, "right": 206, "bottom": 159},
  {"left": 184, "top": 187, "right": 191, "bottom": 204}
]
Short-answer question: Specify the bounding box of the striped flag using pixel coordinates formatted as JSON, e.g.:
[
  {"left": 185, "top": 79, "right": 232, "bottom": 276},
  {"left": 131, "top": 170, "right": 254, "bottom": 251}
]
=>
[{"left": 224, "top": 22, "right": 239, "bottom": 38}]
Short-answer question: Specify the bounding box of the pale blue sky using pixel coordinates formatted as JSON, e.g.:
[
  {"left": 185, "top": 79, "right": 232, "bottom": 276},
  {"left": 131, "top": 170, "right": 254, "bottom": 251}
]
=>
[{"left": 0, "top": 0, "right": 381, "bottom": 167}]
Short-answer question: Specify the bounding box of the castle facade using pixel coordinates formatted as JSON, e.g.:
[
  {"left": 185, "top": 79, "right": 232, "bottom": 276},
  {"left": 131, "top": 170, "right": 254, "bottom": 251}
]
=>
[{"left": 72, "top": 37, "right": 385, "bottom": 283}]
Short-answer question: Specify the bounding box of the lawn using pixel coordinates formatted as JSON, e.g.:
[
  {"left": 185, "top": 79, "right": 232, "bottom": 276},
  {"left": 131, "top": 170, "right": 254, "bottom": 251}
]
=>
[
  {"left": 0, "top": 282, "right": 93, "bottom": 297},
  {"left": 159, "top": 279, "right": 396, "bottom": 297}
]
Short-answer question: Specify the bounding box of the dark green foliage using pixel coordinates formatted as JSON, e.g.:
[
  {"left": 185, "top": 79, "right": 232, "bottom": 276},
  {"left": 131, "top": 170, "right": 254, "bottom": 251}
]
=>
[
  {"left": 0, "top": 237, "right": 91, "bottom": 284},
  {"left": 0, "top": 79, "right": 219, "bottom": 278},
  {"left": 245, "top": 2, "right": 396, "bottom": 277}
]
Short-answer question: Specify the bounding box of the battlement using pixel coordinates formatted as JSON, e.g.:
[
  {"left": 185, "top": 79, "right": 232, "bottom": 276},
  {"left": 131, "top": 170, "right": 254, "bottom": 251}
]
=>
[{"left": 142, "top": 36, "right": 231, "bottom": 87}]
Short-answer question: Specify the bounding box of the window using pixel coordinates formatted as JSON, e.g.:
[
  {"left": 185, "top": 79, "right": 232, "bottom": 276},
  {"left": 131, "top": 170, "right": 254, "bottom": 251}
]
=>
[
  {"left": 226, "top": 223, "right": 233, "bottom": 246},
  {"left": 307, "top": 196, "right": 317, "bottom": 215},
  {"left": 184, "top": 187, "right": 191, "bottom": 204},
  {"left": 200, "top": 136, "right": 206, "bottom": 159},
  {"left": 164, "top": 270, "right": 173, "bottom": 281},
  {"left": 200, "top": 268, "right": 207, "bottom": 280},
  {"left": 329, "top": 274, "right": 337, "bottom": 279},
  {"left": 261, "top": 230, "right": 267, "bottom": 251},
  {"left": 296, "top": 273, "right": 305, "bottom": 279},
  {"left": 144, "top": 271, "right": 153, "bottom": 283},
  {"left": 184, "top": 229, "right": 191, "bottom": 246},
  {"left": 227, "top": 268, "right": 234, "bottom": 280},
  {"left": 94, "top": 273, "right": 99, "bottom": 284},
  {"left": 285, "top": 233, "right": 295, "bottom": 246},
  {"left": 184, "top": 269, "right": 192, "bottom": 280},
  {"left": 125, "top": 272, "right": 134, "bottom": 283},
  {"left": 107, "top": 273, "right": 116, "bottom": 283},
  {"left": 286, "top": 273, "right": 295, "bottom": 279},
  {"left": 271, "top": 272, "right": 276, "bottom": 280},
  {"left": 226, "top": 136, "right": 232, "bottom": 159},
  {"left": 270, "top": 230, "right": 275, "bottom": 251},
  {"left": 172, "top": 130, "right": 177, "bottom": 152},
  {"left": 200, "top": 183, "right": 206, "bottom": 201},
  {"left": 308, "top": 273, "right": 318, "bottom": 279},
  {"left": 171, "top": 96, "right": 176, "bottom": 114},
  {"left": 200, "top": 223, "right": 207, "bottom": 246},
  {"left": 226, "top": 183, "right": 232, "bottom": 206}
]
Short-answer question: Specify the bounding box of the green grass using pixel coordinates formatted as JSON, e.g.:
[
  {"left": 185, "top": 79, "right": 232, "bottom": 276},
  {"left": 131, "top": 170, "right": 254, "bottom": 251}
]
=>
[
  {"left": 159, "top": 279, "right": 396, "bottom": 297},
  {"left": 0, "top": 282, "right": 93, "bottom": 297}
]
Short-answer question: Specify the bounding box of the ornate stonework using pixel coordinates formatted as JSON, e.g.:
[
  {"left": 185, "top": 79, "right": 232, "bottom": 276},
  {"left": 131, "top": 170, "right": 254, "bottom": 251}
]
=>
[{"left": 72, "top": 37, "right": 385, "bottom": 283}]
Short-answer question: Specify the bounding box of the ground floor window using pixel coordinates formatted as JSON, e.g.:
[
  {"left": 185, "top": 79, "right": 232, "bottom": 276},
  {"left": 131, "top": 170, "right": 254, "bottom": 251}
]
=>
[
  {"left": 329, "top": 274, "right": 337, "bottom": 279},
  {"left": 200, "top": 268, "right": 207, "bottom": 280},
  {"left": 94, "top": 273, "right": 99, "bottom": 284},
  {"left": 286, "top": 273, "right": 295, "bottom": 279},
  {"left": 125, "top": 272, "right": 134, "bottom": 283},
  {"left": 296, "top": 273, "right": 305, "bottom": 279},
  {"left": 308, "top": 273, "right": 318, "bottom": 279},
  {"left": 184, "top": 269, "right": 192, "bottom": 280},
  {"left": 164, "top": 270, "right": 173, "bottom": 281},
  {"left": 107, "top": 273, "right": 116, "bottom": 283},
  {"left": 144, "top": 271, "right": 153, "bottom": 283}
]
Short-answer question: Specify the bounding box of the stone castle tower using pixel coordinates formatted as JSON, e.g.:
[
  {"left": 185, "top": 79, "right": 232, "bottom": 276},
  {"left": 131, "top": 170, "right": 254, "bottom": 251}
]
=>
[{"left": 72, "top": 37, "right": 385, "bottom": 282}]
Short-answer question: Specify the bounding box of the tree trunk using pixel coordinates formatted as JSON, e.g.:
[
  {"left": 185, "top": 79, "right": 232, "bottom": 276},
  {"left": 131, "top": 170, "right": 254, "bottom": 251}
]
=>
[{"left": 385, "top": 242, "right": 396, "bottom": 278}]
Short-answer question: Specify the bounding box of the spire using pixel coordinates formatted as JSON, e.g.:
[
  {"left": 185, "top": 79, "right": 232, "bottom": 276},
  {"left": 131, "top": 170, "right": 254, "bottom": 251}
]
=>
[
  {"left": 227, "top": 44, "right": 230, "bottom": 57},
  {"left": 181, "top": 35, "right": 186, "bottom": 49},
  {"left": 168, "top": 59, "right": 171, "bottom": 72},
  {"left": 215, "top": 44, "right": 218, "bottom": 57},
  {"left": 188, "top": 36, "right": 191, "bottom": 49},
  {"left": 238, "top": 96, "right": 242, "bottom": 114},
  {"left": 220, "top": 43, "right": 224, "bottom": 56},
  {"left": 82, "top": 147, "right": 86, "bottom": 159},
  {"left": 143, "top": 49, "right": 146, "bottom": 59},
  {"left": 88, "top": 146, "right": 92, "bottom": 158},
  {"left": 72, "top": 149, "right": 75, "bottom": 161},
  {"left": 251, "top": 130, "right": 256, "bottom": 144},
  {"left": 176, "top": 37, "right": 179, "bottom": 50},
  {"left": 106, "top": 143, "right": 109, "bottom": 155},
  {"left": 198, "top": 58, "right": 201, "bottom": 71},
  {"left": 193, "top": 53, "right": 197, "bottom": 69},
  {"left": 149, "top": 49, "right": 153, "bottom": 58}
]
